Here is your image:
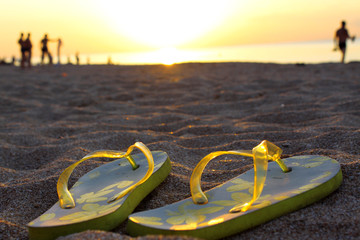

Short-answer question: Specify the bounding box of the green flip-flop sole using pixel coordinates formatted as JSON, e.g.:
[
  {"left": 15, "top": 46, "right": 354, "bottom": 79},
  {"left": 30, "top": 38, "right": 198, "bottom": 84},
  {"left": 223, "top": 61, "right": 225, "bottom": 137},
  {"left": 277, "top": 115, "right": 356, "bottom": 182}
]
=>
[
  {"left": 28, "top": 151, "right": 171, "bottom": 240},
  {"left": 127, "top": 155, "right": 342, "bottom": 239}
]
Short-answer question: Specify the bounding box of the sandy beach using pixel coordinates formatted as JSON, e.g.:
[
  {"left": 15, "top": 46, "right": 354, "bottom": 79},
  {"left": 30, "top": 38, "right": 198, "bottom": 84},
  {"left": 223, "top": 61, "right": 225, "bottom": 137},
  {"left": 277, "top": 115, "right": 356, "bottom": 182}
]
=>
[{"left": 1, "top": 62, "right": 359, "bottom": 240}]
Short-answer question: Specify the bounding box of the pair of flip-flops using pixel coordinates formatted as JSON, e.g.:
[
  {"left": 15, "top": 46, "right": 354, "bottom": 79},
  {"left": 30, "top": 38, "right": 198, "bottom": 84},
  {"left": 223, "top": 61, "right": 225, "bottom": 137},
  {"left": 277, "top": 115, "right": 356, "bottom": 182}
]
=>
[{"left": 28, "top": 141, "right": 342, "bottom": 240}]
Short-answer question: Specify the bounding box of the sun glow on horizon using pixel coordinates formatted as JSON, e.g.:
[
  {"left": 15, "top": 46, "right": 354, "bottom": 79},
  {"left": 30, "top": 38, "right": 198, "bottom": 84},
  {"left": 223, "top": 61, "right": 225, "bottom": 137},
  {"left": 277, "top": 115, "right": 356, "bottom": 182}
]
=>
[
  {"left": 97, "top": 0, "right": 240, "bottom": 48},
  {"left": 125, "top": 47, "right": 199, "bottom": 65},
  {"left": 155, "top": 47, "right": 178, "bottom": 65},
  {"left": 1, "top": 0, "right": 359, "bottom": 62}
]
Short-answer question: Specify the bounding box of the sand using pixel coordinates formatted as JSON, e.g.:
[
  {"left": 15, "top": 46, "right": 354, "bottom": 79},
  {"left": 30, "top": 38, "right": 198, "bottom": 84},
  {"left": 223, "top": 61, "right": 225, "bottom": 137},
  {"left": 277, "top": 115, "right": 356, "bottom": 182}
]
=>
[{"left": 0, "top": 62, "right": 359, "bottom": 240}]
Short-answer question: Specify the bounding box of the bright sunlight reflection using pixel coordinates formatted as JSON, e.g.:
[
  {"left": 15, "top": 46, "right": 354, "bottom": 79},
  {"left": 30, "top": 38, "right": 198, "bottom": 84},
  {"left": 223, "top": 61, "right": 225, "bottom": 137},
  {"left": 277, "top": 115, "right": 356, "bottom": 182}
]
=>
[
  {"left": 131, "top": 47, "right": 197, "bottom": 65},
  {"left": 154, "top": 47, "right": 180, "bottom": 65},
  {"left": 99, "top": 0, "right": 237, "bottom": 48}
]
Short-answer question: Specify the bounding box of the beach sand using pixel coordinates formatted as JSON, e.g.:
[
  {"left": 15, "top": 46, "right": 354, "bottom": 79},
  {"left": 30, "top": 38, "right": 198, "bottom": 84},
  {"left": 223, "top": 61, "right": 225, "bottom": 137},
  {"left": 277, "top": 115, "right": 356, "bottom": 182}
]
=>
[{"left": 1, "top": 62, "right": 359, "bottom": 240}]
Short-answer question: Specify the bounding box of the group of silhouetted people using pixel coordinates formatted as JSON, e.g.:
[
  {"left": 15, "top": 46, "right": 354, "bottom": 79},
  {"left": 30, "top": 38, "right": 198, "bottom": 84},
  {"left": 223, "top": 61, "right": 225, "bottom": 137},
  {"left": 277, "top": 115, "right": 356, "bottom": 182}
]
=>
[
  {"left": 18, "top": 33, "right": 33, "bottom": 68},
  {"left": 15, "top": 20, "right": 355, "bottom": 68},
  {"left": 18, "top": 32, "right": 63, "bottom": 68}
]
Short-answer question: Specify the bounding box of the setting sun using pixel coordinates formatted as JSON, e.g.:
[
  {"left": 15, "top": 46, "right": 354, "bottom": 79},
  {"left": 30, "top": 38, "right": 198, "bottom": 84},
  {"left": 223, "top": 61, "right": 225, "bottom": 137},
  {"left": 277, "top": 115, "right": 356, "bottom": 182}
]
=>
[
  {"left": 154, "top": 47, "right": 178, "bottom": 65},
  {"left": 0, "top": 0, "right": 359, "bottom": 64},
  {"left": 96, "top": 0, "right": 238, "bottom": 48}
]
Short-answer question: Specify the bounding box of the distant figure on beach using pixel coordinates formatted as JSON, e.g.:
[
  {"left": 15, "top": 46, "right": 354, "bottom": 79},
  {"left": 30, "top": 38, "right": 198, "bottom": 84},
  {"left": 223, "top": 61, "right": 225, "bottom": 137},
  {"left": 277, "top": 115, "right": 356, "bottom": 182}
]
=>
[
  {"left": 24, "top": 33, "right": 33, "bottom": 67},
  {"left": 57, "top": 38, "right": 62, "bottom": 64},
  {"left": 40, "top": 34, "right": 53, "bottom": 65},
  {"left": 334, "top": 21, "right": 355, "bottom": 63},
  {"left": 75, "top": 52, "right": 80, "bottom": 65},
  {"left": 18, "top": 33, "right": 25, "bottom": 68},
  {"left": 67, "top": 56, "right": 72, "bottom": 65},
  {"left": 18, "top": 32, "right": 32, "bottom": 68}
]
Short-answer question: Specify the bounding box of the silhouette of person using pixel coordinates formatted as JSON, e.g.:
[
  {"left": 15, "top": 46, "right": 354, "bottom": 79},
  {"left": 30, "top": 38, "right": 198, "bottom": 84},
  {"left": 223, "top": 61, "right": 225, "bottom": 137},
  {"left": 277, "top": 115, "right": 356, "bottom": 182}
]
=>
[
  {"left": 18, "top": 33, "right": 26, "bottom": 68},
  {"left": 334, "top": 21, "right": 355, "bottom": 63},
  {"left": 40, "top": 34, "right": 53, "bottom": 65},
  {"left": 24, "top": 33, "right": 33, "bottom": 67},
  {"left": 75, "top": 52, "right": 80, "bottom": 65},
  {"left": 57, "top": 38, "right": 62, "bottom": 64}
]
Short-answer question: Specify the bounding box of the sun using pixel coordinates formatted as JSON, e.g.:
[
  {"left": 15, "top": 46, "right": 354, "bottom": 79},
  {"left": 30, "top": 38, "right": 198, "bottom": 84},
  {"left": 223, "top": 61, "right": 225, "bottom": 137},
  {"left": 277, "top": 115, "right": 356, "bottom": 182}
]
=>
[
  {"left": 147, "top": 47, "right": 187, "bottom": 65},
  {"left": 98, "top": 0, "right": 237, "bottom": 48},
  {"left": 154, "top": 47, "right": 178, "bottom": 65}
]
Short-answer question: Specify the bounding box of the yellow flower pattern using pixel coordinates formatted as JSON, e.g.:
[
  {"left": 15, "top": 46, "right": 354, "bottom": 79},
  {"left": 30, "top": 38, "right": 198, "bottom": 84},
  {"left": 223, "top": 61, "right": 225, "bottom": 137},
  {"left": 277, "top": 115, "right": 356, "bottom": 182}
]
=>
[
  {"left": 72, "top": 181, "right": 83, "bottom": 188},
  {"left": 302, "top": 156, "right": 328, "bottom": 168},
  {"left": 226, "top": 178, "right": 253, "bottom": 192},
  {"left": 43, "top": 178, "right": 136, "bottom": 225},
  {"left": 166, "top": 201, "right": 223, "bottom": 225},
  {"left": 33, "top": 155, "right": 339, "bottom": 232},
  {"left": 153, "top": 156, "right": 337, "bottom": 231},
  {"left": 291, "top": 183, "right": 321, "bottom": 194},
  {"left": 29, "top": 148, "right": 173, "bottom": 232},
  {"left": 212, "top": 192, "right": 251, "bottom": 206},
  {"left": 101, "top": 180, "right": 134, "bottom": 191},
  {"left": 311, "top": 171, "right": 331, "bottom": 182},
  {"left": 212, "top": 191, "right": 272, "bottom": 211},
  {"left": 303, "top": 161, "right": 324, "bottom": 168},
  {"left": 76, "top": 189, "right": 114, "bottom": 204},
  {"left": 39, "top": 213, "right": 56, "bottom": 222},
  {"left": 88, "top": 171, "right": 100, "bottom": 179},
  {"left": 33, "top": 178, "right": 137, "bottom": 226},
  {"left": 75, "top": 180, "right": 134, "bottom": 204},
  {"left": 60, "top": 202, "right": 121, "bottom": 223}
]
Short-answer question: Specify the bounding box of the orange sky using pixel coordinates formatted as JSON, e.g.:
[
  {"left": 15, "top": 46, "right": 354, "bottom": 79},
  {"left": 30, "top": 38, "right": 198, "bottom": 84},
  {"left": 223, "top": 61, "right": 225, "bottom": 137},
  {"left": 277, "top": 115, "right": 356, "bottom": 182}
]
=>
[{"left": 1, "top": 0, "right": 359, "bottom": 59}]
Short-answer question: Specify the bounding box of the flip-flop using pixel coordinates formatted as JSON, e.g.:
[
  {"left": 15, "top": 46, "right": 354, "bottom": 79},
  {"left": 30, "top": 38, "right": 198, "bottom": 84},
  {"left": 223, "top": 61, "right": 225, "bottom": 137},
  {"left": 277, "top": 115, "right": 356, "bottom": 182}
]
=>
[
  {"left": 127, "top": 140, "right": 342, "bottom": 239},
  {"left": 28, "top": 142, "right": 171, "bottom": 240}
]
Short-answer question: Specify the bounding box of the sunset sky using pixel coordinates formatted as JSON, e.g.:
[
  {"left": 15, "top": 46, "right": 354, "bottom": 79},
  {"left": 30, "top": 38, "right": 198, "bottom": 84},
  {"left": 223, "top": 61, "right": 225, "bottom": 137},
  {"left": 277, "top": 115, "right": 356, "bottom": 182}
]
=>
[{"left": 1, "top": 0, "right": 359, "bottom": 59}]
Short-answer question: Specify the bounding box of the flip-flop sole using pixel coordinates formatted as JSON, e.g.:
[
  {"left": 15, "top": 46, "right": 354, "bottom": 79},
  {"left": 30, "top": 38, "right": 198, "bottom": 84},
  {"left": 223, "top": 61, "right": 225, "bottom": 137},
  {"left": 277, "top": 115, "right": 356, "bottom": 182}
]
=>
[
  {"left": 127, "top": 155, "right": 341, "bottom": 239},
  {"left": 28, "top": 151, "right": 171, "bottom": 240}
]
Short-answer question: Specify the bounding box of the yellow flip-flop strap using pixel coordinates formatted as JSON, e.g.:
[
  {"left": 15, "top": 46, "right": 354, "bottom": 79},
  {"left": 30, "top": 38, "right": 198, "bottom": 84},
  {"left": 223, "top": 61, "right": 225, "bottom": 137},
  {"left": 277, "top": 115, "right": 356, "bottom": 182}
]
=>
[
  {"left": 57, "top": 142, "right": 154, "bottom": 209},
  {"left": 190, "top": 140, "right": 288, "bottom": 213}
]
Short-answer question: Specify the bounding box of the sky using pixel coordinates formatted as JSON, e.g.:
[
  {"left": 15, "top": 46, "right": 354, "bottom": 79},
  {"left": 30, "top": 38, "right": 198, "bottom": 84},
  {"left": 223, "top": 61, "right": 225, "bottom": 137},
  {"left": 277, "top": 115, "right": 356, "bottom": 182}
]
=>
[{"left": 1, "top": 0, "right": 359, "bottom": 59}]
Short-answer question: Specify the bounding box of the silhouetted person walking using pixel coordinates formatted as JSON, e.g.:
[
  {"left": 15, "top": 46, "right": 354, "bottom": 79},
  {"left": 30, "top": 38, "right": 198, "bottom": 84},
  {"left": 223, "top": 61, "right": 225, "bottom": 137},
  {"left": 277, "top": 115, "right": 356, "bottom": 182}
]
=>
[
  {"left": 57, "top": 38, "right": 62, "bottom": 64},
  {"left": 24, "top": 33, "right": 33, "bottom": 67},
  {"left": 40, "top": 34, "right": 53, "bottom": 65},
  {"left": 334, "top": 21, "right": 355, "bottom": 63},
  {"left": 18, "top": 33, "right": 26, "bottom": 68},
  {"left": 76, "top": 52, "right": 80, "bottom": 65}
]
